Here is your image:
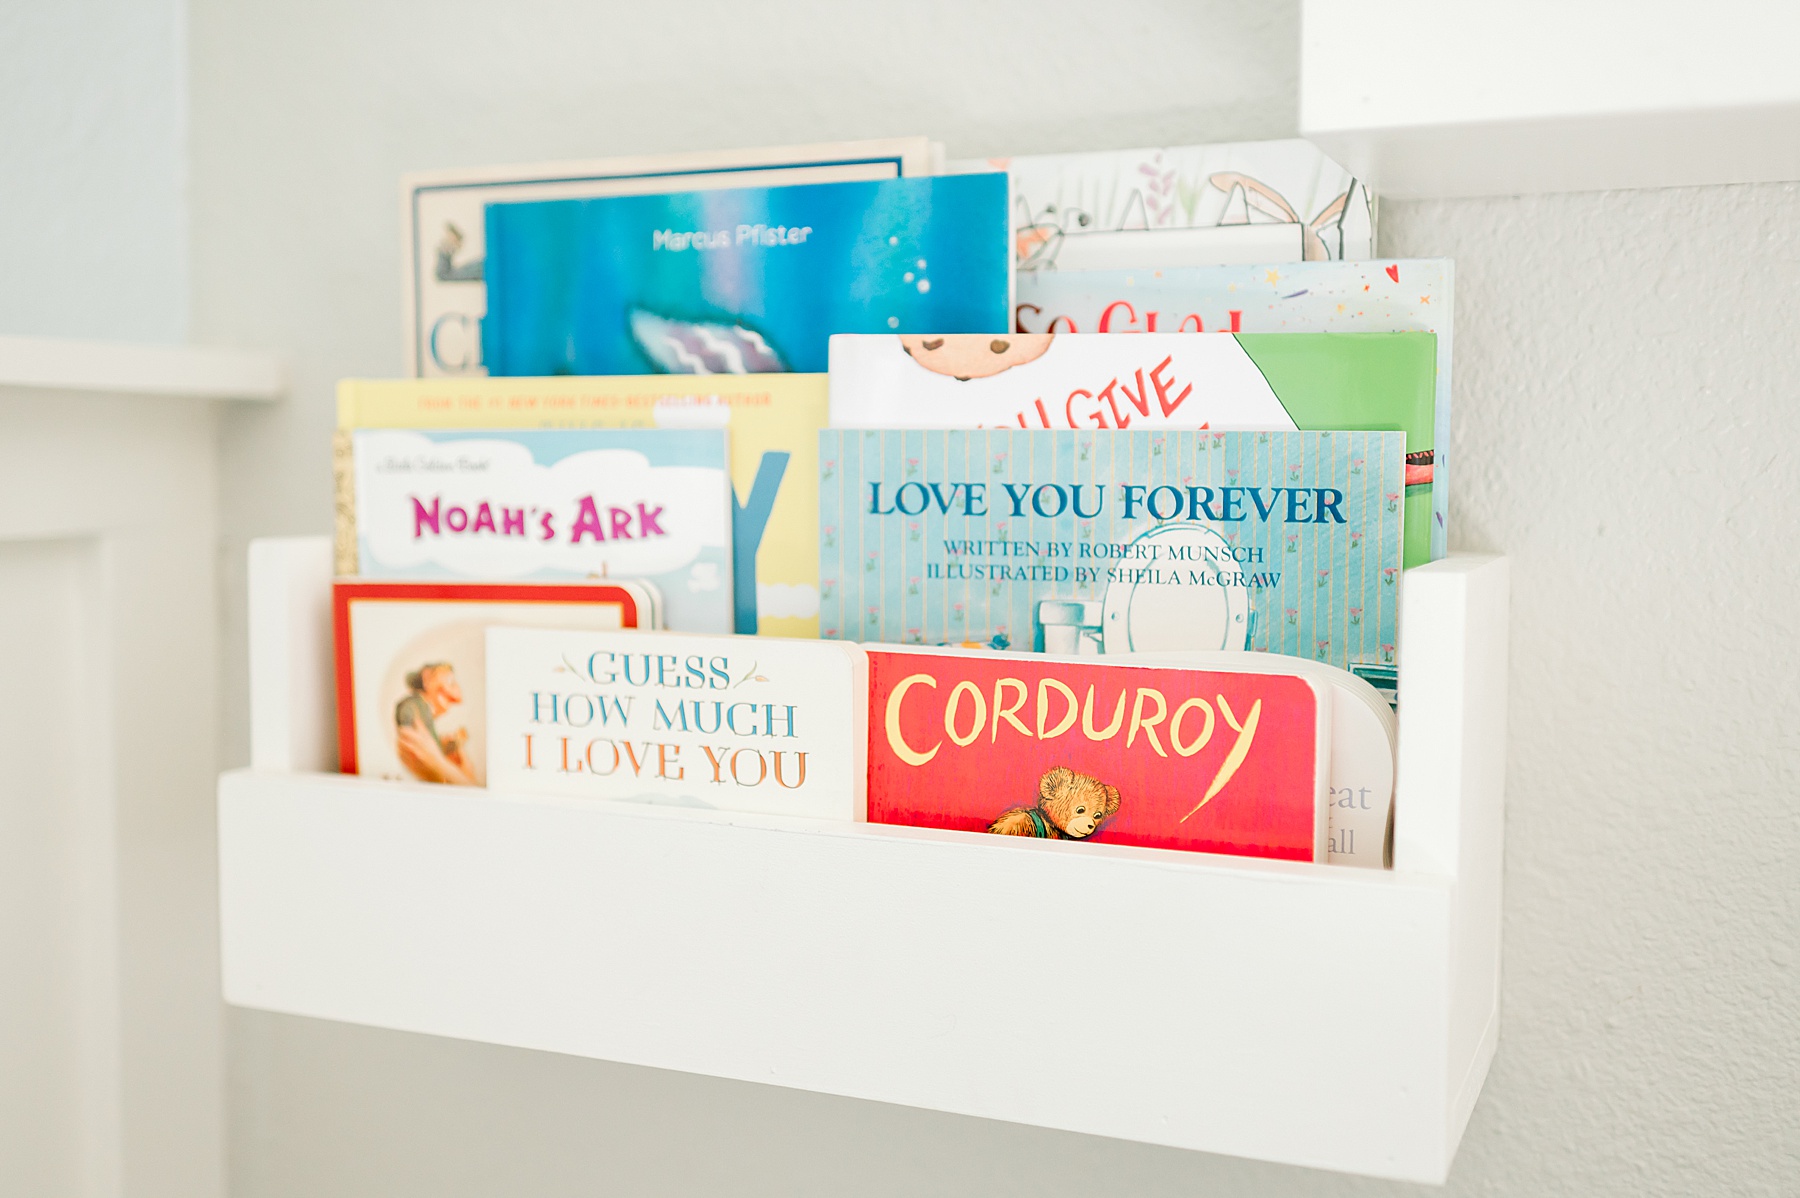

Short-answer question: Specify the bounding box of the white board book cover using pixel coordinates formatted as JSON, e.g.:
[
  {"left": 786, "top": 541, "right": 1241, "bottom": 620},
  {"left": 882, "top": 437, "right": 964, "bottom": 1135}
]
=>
[
  {"left": 486, "top": 628, "right": 868, "bottom": 820},
  {"left": 405, "top": 137, "right": 937, "bottom": 377},
  {"left": 952, "top": 140, "right": 1373, "bottom": 270},
  {"left": 1013, "top": 259, "right": 1454, "bottom": 559},
  {"left": 351, "top": 427, "right": 734, "bottom": 634}
]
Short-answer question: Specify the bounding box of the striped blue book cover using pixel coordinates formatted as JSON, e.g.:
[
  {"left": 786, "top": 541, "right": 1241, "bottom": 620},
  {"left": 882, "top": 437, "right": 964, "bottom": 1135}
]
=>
[{"left": 819, "top": 429, "right": 1403, "bottom": 674}]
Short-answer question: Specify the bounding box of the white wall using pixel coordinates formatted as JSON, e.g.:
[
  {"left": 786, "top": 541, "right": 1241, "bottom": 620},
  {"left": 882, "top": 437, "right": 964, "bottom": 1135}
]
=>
[
  {"left": 0, "top": 0, "right": 189, "bottom": 341},
  {"left": 186, "top": 2, "right": 1799, "bottom": 1195}
]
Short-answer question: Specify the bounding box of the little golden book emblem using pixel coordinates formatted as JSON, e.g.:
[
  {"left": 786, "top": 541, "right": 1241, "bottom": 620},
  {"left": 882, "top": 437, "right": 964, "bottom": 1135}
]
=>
[
  {"left": 485, "top": 628, "right": 867, "bottom": 820},
  {"left": 867, "top": 646, "right": 1328, "bottom": 861}
]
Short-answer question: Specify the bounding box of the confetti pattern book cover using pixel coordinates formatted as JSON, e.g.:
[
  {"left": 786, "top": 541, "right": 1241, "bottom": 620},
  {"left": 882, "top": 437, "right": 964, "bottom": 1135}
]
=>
[
  {"left": 820, "top": 429, "right": 1405, "bottom": 678},
  {"left": 480, "top": 174, "right": 1011, "bottom": 376}
]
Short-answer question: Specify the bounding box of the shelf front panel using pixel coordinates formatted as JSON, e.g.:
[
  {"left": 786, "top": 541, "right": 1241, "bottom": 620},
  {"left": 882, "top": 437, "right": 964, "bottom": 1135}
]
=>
[{"left": 221, "top": 769, "right": 1457, "bottom": 1181}]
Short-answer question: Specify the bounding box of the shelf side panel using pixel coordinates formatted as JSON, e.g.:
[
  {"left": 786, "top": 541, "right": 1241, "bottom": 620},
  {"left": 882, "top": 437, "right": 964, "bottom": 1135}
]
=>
[{"left": 248, "top": 536, "right": 335, "bottom": 772}]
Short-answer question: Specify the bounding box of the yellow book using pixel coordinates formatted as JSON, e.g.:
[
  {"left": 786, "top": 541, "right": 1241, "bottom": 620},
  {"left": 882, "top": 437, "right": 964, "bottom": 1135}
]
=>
[{"left": 336, "top": 374, "right": 828, "bottom": 637}]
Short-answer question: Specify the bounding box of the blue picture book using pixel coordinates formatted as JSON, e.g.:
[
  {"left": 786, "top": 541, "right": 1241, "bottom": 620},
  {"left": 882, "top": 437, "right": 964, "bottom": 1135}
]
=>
[
  {"left": 481, "top": 174, "right": 1012, "bottom": 376},
  {"left": 350, "top": 427, "right": 735, "bottom": 633},
  {"left": 819, "top": 429, "right": 1405, "bottom": 677}
]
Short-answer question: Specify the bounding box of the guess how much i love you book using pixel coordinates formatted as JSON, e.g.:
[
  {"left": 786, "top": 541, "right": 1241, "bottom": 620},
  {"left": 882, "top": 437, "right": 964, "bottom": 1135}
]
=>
[{"left": 485, "top": 628, "right": 867, "bottom": 820}]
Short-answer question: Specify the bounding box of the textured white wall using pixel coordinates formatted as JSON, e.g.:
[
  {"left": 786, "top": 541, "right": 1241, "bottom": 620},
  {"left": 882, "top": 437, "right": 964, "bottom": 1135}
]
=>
[
  {"left": 188, "top": 2, "right": 1799, "bottom": 1194},
  {"left": 0, "top": 0, "right": 189, "bottom": 340}
]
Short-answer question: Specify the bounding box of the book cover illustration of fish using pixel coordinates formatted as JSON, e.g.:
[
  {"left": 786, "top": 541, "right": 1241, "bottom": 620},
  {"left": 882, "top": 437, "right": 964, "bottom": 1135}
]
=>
[
  {"left": 828, "top": 331, "right": 1436, "bottom": 566},
  {"left": 403, "top": 137, "right": 936, "bottom": 377},
  {"left": 1014, "top": 259, "right": 1453, "bottom": 559},
  {"left": 954, "top": 140, "right": 1373, "bottom": 271},
  {"left": 486, "top": 628, "right": 867, "bottom": 820},
  {"left": 352, "top": 427, "right": 733, "bottom": 633},
  {"left": 481, "top": 173, "right": 1011, "bottom": 377},
  {"left": 335, "top": 374, "right": 829, "bottom": 636},
  {"left": 819, "top": 429, "right": 1404, "bottom": 678},
  {"left": 866, "top": 646, "right": 1327, "bottom": 862}
]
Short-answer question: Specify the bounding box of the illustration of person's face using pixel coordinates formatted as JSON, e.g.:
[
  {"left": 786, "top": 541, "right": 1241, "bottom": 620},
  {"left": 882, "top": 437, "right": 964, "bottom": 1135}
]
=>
[
  {"left": 421, "top": 664, "right": 462, "bottom": 713},
  {"left": 899, "top": 333, "right": 1053, "bottom": 380}
]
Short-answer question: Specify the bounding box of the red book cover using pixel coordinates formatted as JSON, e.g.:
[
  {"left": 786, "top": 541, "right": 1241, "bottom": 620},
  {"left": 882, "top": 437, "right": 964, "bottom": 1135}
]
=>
[
  {"left": 333, "top": 578, "right": 650, "bottom": 785},
  {"left": 867, "top": 646, "right": 1326, "bottom": 862}
]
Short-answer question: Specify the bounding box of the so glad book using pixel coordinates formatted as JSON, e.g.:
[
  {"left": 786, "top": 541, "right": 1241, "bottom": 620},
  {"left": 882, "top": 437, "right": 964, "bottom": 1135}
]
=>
[
  {"left": 1012, "top": 260, "right": 1454, "bottom": 559},
  {"left": 820, "top": 429, "right": 1406, "bottom": 683}
]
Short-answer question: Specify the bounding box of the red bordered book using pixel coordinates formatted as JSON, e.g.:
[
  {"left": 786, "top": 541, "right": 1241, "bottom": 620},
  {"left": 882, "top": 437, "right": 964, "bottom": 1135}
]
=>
[
  {"left": 333, "top": 578, "right": 658, "bottom": 786},
  {"left": 866, "top": 645, "right": 1329, "bottom": 862}
]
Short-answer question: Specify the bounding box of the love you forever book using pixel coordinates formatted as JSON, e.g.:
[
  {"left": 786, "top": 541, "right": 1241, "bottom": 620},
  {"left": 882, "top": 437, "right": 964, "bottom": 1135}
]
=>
[
  {"left": 486, "top": 628, "right": 867, "bottom": 820},
  {"left": 828, "top": 330, "right": 1437, "bottom": 567},
  {"left": 350, "top": 427, "right": 734, "bottom": 633},
  {"left": 481, "top": 173, "right": 1011, "bottom": 376},
  {"left": 866, "top": 646, "right": 1328, "bottom": 862},
  {"left": 819, "top": 429, "right": 1405, "bottom": 680}
]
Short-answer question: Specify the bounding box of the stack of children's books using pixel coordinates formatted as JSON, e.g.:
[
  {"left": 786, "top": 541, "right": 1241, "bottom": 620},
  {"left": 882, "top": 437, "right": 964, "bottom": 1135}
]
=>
[{"left": 333, "top": 135, "right": 1454, "bottom": 871}]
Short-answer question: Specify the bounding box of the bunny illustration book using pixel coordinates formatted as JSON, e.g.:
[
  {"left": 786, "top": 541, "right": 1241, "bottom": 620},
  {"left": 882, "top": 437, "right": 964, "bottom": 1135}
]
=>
[{"left": 954, "top": 140, "right": 1374, "bottom": 271}]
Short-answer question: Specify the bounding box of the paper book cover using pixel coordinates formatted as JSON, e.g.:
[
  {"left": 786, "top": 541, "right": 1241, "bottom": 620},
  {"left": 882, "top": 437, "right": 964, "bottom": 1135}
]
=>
[
  {"left": 335, "top": 374, "right": 828, "bottom": 637},
  {"left": 333, "top": 579, "right": 654, "bottom": 786},
  {"left": 828, "top": 331, "right": 1436, "bottom": 566},
  {"left": 486, "top": 628, "right": 867, "bottom": 820},
  {"left": 480, "top": 173, "right": 1012, "bottom": 376},
  {"left": 951, "top": 140, "right": 1373, "bottom": 270},
  {"left": 819, "top": 429, "right": 1405, "bottom": 678},
  {"left": 1013, "top": 260, "right": 1454, "bottom": 559},
  {"left": 403, "top": 137, "right": 936, "bottom": 378},
  {"left": 1126, "top": 650, "right": 1395, "bottom": 868},
  {"left": 352, "top": 427, "right": 733, "bottom": 633},
  {"left": 866, "top": 646, "right": 1326, "bottom": 862}
]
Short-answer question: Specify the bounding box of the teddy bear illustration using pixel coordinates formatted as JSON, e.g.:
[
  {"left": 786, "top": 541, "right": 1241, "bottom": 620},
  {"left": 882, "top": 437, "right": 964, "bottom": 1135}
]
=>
[
  {"left": 899, "top": 333, "right": 1053, "bottom": 380},
  {"left": 988, "top": 766, "right": 1122, "bottom": 840}
]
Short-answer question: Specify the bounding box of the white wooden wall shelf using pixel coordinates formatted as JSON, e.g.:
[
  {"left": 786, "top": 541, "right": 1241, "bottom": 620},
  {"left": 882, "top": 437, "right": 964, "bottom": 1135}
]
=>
[
  {"left": 218, "top": 537, "right": 1508, "bottom": 1185},
  {"left": 0, "top": 333, "right": 285, "bottom": 400},
  {"left": 1301, "top": 0, "right": 1800, "bottom": 197}
]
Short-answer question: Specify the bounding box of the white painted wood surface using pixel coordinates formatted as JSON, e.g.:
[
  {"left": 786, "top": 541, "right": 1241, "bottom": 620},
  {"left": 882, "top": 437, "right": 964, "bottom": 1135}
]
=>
[
  {"left": 0, "top": 358, "right": 273, "bottom": 1197},
  {"left": 0, "top": 334, "right": 284, "bottom": 400},
  {"left": 220, "top": 542, "right": 1507, "bottom": 1183},
  {"left": 1301, "top": 0, "right": 1800, "bottom": 197}
]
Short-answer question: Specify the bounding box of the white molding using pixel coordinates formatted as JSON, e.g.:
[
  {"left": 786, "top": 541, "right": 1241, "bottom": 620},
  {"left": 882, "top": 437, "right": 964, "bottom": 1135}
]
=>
[
  {"left": 1301, "top": 0, "right": 1800, "bottom": 198},
  {"left": 0, "top": 334, "right": 285, "bottom": 400},
  {"left": 222, "top": 542, "right": 1508, "bottom": 1183}
]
